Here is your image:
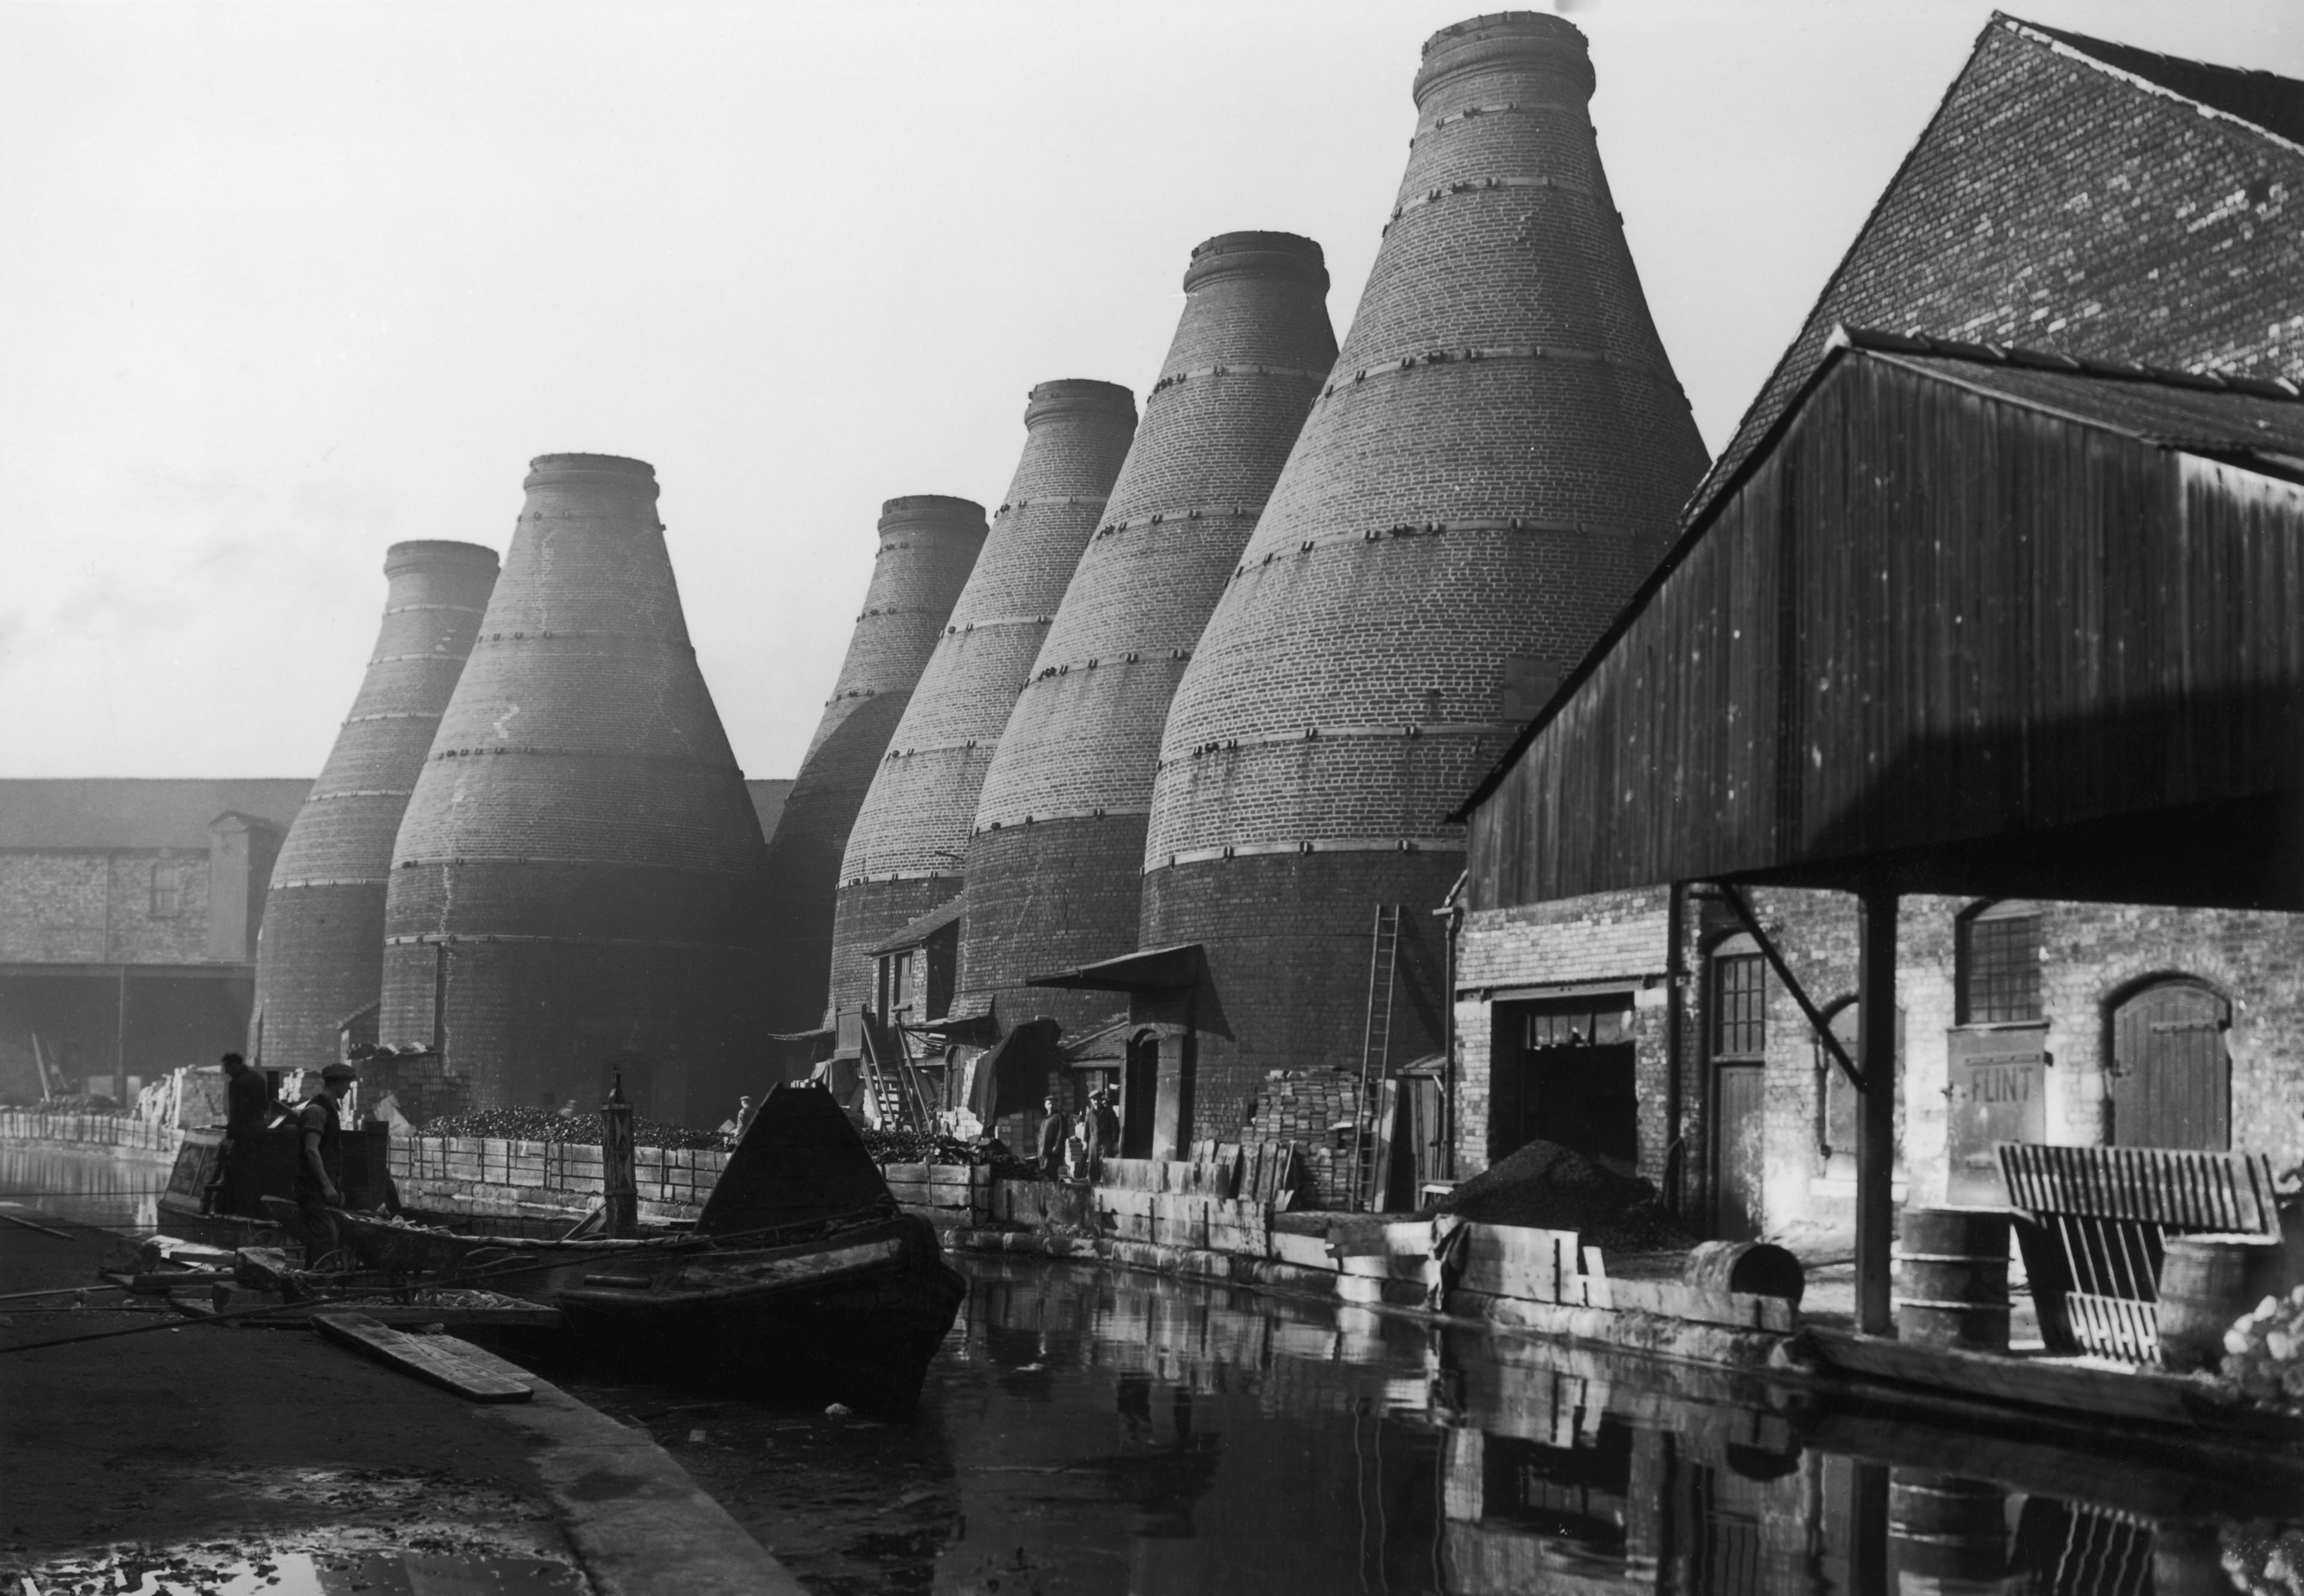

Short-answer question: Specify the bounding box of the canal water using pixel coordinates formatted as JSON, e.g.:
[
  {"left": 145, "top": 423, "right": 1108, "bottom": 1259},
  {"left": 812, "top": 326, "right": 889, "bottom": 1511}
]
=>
[
  {"left": 0, "top": 1142, "right": 166, "bottom": 1234},
  {"left": 574, "top": 1255, "right": 2304, "bottom": 1596}
]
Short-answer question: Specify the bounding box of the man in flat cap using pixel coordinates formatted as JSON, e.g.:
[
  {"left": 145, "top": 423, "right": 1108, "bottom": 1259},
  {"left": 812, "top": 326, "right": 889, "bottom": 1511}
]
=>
[{"left": 293, "top": 1061, "right": 359, "bottom": 1267}]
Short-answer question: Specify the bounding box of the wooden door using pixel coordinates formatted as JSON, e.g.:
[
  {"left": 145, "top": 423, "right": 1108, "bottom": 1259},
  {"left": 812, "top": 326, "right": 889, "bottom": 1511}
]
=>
[
  {"left": 2110, "top": 983, "right": 2230, "bottom": 1150},
  {"left": 1713, "top": 1063, "right": 1766, "bottom": 1241}
]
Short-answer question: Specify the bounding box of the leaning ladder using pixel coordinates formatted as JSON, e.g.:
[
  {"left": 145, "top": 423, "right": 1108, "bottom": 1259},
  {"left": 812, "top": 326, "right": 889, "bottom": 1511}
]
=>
[{"left": 1350, "top": 903, "right": 1401, "bottom": 1211}]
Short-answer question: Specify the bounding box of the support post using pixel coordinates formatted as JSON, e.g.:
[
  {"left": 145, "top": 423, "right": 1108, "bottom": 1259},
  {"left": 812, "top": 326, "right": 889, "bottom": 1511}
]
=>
[
  {"left": 115, "top": 965, "right": 129, "bottom": 1105},
  {"left": 601, "top": 1074, "right": 638, "bottom": 1238},
  {"left": 1856, "top": 889, "right": 1899, "bottom": 1335}
]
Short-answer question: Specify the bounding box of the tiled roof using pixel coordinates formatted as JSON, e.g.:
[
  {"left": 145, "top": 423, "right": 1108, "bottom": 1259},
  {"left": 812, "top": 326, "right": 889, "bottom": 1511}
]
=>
[
  {"left": 2021, "top": 19, "right": 2304, "bottom": 148},
  {"left": 0, "top": 779, "right": 310, "bottom": 851},
  {"left": 1685, "top": 14, "right": 2304, "bottom": 526}
]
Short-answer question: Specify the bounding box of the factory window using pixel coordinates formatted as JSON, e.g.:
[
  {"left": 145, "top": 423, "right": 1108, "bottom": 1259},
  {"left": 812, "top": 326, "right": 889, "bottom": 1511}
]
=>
[
  {"left": 1710, "top": 936, "right": 1767, "bottom": 1060},
  {"left": 1958, "top": 902, "right": 2041, "bottom": 1024},
  {"left": 149, "top": 862, "right": 184, "bottom": 918}
]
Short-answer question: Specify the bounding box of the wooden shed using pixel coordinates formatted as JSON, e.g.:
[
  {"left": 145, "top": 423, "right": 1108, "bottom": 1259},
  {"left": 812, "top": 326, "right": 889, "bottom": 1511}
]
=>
[{"left": 1458, "top": 328, "right": 2304, "bottom": 1325}]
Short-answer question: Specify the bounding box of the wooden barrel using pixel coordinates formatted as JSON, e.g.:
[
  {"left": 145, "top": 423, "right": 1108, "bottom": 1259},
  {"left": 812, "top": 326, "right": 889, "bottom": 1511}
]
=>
[
  {"left": 1895, "top": 1207, "right": 2011, "bottom": 1352},
  {"left": 1888, "top": 1471, "right": 2009, "bottom": 1584},
  {"left": 2157, "top": 1232, "right": 2290, "bottom": 1373},
  {"left": 1684, "top": 1240, "right": 1805, "bottom": 1307}
]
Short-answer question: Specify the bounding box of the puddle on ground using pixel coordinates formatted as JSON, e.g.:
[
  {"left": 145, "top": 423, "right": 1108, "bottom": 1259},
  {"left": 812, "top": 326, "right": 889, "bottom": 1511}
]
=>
[
  {"left": 8, "top": 1469, "right": 582, "bottom": 1596},
  {"left": 24, "top": 1543, "right": 583, "bottom": 1595}
]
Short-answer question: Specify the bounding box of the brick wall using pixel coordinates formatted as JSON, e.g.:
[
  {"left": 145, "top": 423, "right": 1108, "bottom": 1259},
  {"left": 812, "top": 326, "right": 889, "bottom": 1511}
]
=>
[{"left": 1456, "top": 884, "right": 2304, "bottom": 1241}]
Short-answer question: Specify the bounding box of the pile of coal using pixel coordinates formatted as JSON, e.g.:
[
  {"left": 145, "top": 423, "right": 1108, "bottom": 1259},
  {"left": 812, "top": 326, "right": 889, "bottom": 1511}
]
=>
[
  {"left": 418, "top": 1106, "right": 724, "bottom": 1151},
  {"left": 859, "top": 1127, "right": 1024, "bottom": 1169},
  {"left": 1435, "top": 1138, "right": 1693, "bottom": 1250}
]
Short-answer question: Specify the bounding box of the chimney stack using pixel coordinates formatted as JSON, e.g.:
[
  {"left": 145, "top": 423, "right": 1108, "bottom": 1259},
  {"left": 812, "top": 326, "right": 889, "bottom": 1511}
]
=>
[
  {"left": 252, "top": 539, "right": 499, "bottom": 1070},
  {"left": 759, "top": 495, "right": 988, "bottom": 1033},
  {"left": 1141, "top": 14, "right": 1711, "bottom": 1132},
  {"left": 829, "top": 382, "right": 1136, "bottom": 1016},
  {"left": 379, "top": 454, "right": 770, "bottom": 1121},
  {"left": 958, "top": 233, "right": 1336, "bottom": 1033}
]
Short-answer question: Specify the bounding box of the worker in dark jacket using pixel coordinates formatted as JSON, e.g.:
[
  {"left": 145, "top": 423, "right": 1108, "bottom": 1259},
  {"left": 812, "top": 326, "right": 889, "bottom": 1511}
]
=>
[
  {"left": 295, "top": 1062, "right": 358, "bottom": 1267},
  {"left": 1036, "top": 1096, "right": 1066, "bottom": 1180},
  {"left": 1087, "top": 1087, "right": 1121, "bottom": 1169},
  {"left": 202, "top": 1052, "right": 272, "bottom": 1216}
]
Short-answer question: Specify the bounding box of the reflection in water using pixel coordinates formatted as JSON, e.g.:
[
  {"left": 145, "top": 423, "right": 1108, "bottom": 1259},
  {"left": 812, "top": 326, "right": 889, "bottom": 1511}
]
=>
[
  {"left": 0, "top": 1142, "right": 167, "bottom": 1232},
  {"left": 569, "top": 1255, "right": 2304, "bottom": 1595}
]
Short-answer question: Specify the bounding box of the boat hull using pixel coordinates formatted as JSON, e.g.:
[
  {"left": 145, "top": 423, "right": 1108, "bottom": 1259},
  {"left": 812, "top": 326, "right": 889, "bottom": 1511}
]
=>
[{"left": 548, "top": 1213, "right": 966, "bottom": 1415}]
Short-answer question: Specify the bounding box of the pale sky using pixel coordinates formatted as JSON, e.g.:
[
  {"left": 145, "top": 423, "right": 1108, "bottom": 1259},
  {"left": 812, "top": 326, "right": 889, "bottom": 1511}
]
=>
[{"left": 5, "top": 1, "right": 2298, "bottom": 782}]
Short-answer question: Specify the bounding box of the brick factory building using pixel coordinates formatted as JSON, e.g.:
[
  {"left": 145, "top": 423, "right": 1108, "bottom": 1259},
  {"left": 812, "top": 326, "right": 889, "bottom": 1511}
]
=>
[
  {"left": 0, "top": 779, "right": 305, "bottom": 1103},
  {"left": 828, "top": 382, "right": 1137, "bottom": 1018},
  {"left": 1046, "top": 14, "right": 1706, "bottom": 1163},
  {"left": 378, "top": 454, "right": 772, "bottom": 1124},
  {"left": 956, "top": 233, "right": 1337, "bottom": 1075},
  {"left": 1451, "top": 20, "right": 2304, "bottom": 1247},
  {"left": 758, "top": 496, "right": 986, "bottom": 1037},
  {"left": 250, "top": 540, "right": 499, "bottom": 1076}
]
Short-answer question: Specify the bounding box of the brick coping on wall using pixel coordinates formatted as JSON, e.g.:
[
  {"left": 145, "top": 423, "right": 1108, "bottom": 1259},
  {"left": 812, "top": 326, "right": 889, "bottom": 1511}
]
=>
[{"left": 0, "top": 1111, "right": 182, "bottom": 1156}]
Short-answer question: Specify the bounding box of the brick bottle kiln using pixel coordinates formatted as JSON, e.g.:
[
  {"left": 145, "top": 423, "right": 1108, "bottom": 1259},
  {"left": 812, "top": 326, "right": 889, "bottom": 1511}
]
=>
[
  {"left": 378, "top": 454, "right": 770, "bottom": 1123},
  {"left": 759, "top": 496, "right": 988, "bottom": 1035},
  {"left": 829, "top": 382, "right": 1138, "bottom": 1016},
  {"left": 1138, "top": 14, "right": 1710, "bottom": 1137},
  {"left": 251, "top": 541, "right": 499, "bottom": 1076},
  {"left": 958, "top": 233, "right": 1337, "bottom": 1036}
]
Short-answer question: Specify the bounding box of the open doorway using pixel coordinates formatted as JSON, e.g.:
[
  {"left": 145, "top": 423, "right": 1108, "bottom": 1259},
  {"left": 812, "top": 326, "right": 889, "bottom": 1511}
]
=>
[
  {"left": 1488, "top": 995, "right": 1638, "bottom": 1174},
  {"left": 1120, "top": 1030, "right": 1159, "bottom": 1158}
]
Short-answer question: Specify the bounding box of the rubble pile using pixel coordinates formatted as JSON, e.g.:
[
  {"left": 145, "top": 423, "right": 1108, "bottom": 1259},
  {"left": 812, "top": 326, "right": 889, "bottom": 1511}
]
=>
[
  {"left": 2223, "top": 1522, "right": 2304, "bottom": 1596},
  {"left": 2222, "top": 1283, "right": 2304, "bottom": 1406},
  {"left": 418, "top": 1106, "right": 723, "bottom": 1151},
  {"left": 1435, "top": 1139, "right": 1695, "bottom": 1251}
]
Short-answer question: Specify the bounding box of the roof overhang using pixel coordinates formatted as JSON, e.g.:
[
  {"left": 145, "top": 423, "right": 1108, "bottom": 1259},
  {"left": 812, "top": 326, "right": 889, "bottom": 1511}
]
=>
[{"left": 1028, "top": 943, "right": 1203, "bottom": 994}]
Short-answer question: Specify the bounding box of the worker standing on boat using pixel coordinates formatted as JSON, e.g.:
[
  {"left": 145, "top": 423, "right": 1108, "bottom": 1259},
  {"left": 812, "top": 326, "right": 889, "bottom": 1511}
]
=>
[
  {"left": 294, "top": 1061, "right": 358, "bottom": 1267},
  {"left": 1037, "top": 1095, "right": 1067, "bottom": 1180},
  {"left": 203, "top": 1051, "right": 272, "bottom": 1216}
]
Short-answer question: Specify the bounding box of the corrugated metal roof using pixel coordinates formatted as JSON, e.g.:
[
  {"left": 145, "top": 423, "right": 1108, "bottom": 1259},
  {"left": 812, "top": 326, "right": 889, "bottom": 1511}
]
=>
[{"left": 0, "top": 779, "right": 310, "bottom": 851}]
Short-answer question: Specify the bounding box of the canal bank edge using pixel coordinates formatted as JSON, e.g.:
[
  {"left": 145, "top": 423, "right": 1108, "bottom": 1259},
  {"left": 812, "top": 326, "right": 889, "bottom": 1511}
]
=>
[{"left": 426, "top": 1342, "right": 809, "bottom": 1596}]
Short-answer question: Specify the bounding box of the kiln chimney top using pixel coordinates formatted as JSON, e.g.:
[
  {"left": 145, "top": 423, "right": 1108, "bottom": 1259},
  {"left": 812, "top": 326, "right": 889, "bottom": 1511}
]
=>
[
  {"left": 382, "top": 540, "right": 499, "bottom": 579},
  {"left": 879, "top": 495, "right": 989, "bottom": 533},
  {"left": 1183, "top": 231, "right": 1328, "bottom": 293},
  {"left": 1024, "top": 380, "right": 1136, "bottom": 430},
  {"left": 1415, "top": 11, "right": 1592, "bottom": 106},
  {"left": 523, "top": 453, "right": 659, "bottom": 493}
]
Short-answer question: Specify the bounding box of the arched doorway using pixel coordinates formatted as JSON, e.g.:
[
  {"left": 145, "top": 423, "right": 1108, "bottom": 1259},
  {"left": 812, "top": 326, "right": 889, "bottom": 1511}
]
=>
[{"left": 2109, "top": 980, "right": 2230, "bottom": 1150}]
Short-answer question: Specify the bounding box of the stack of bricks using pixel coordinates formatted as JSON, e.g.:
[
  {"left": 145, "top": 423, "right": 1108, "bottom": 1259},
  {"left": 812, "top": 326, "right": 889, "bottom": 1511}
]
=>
[
  {"left": 385, "top": 1133, "right": 732, "bottom": 1228},
  {"left": 253, "top": 540, "right": 498, "bottom": 1074},
  {"left": 1140, "top": 13, "right": 1711, "bottom": 1134},
  {"left": 760, "top": 496, "right": 986, "bottom": 1033},
  {"left": 1243, "top": 1067, "right": 1364, "bottom": 1210},
  {"left": 349, "top": 1051, "right": 472, "bottom": 1127},
  {"left": 379, "top": 454, "right": 773, "bottom": 1118},
  {"left": 830, "top": 382, "right": 1138, "bottom": 1015},
  {"left": 958, "top": 235, "right": 1337, "bottom": 1036}
]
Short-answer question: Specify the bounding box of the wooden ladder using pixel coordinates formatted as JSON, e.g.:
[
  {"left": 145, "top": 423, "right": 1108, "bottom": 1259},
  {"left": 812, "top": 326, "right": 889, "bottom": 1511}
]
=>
[
  {"left": 859, "top": 1018, "right": 919, "bottom": 1130},
  {"left": 1351, "top": 903, "right": 1402, "bottom": 1211}
]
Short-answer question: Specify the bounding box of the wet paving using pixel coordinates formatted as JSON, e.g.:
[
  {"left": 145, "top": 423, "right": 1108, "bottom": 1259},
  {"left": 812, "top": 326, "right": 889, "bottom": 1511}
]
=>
[{"left": 574, "top": 1254, "right": 2304, "bottom": 1595}]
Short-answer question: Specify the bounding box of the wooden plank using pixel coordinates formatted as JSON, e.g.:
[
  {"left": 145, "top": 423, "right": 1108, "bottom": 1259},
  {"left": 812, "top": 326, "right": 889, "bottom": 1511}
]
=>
[
  {"left": 1807, "top": 1328, "right": 2199, "bottom": 1426},
  {"left": 311, "top": 1311, "right": 534, "bottom": 1402}
]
